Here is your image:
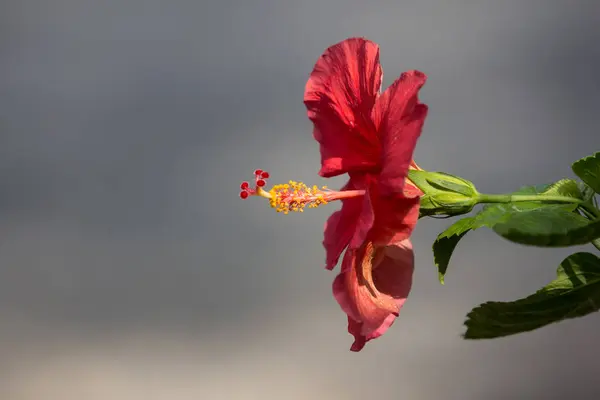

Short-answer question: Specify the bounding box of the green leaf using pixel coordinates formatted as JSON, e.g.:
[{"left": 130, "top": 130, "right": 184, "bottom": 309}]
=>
[
  {"left": 515, "top": 183, "right": 552, "bottom": 194},
  {"left": 493, "top": 206, "right": 600, "bottom": 247},
  {"left": 572, "top": 152, "right": 600, "bottom": 194},
  {"left": 578, "top": 182, "right": 596, "bottom": 203},
  {"left": 541, "top": 178, "right": 583, "bottom": 199},
  {"left": 464, "top": 252, "right": 600, "bottom": 339},
  {"left": 433, "top": 183, "right": 556, "bottom": 283},
  {"left": 433, "top": 217, "right": 475, "bottom": 284}
]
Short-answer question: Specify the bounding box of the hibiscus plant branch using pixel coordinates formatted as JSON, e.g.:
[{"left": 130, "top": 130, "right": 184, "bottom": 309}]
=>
[
  {"left": 476, "top": 193, "right": 600, "bottom": 220},
  {"left": 477, "top": 193, "right": 582, "bottom": 205}
]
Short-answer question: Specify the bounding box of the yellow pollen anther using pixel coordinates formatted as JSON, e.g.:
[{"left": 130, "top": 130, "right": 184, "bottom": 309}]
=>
[{"left": 267, "top": 180, "right": 329, "bottom": 214}]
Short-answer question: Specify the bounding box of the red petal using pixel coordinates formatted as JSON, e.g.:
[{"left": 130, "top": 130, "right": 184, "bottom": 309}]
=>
[
  {"left": 333, "top": 240, "right": 414, "bottom": 350},
  {"left": 323, "top": 198, "right": 363, "bottom": 271},
  {"left": 404, "top": 180, "right": 423, "bottom": 198},
  {"left": 409, "top": 160, "right": 422, "bottom": 171},
  {"left": 405, "top": 161, "right": 424, "bottom": 197},
  {"left": 368, "top": 191, "right": 420, "bottom": 246},
  {"left": 332, "top": 252, "right": 361, "bottom": 321},
  {"left": 304, "top": 38, "right": 383, "bottom": 177},
  {"left": 348, "top": 313, "right": 397, "bottom": 352},
  {"left": 322, "top": 176, "right": 368, "bottom": 270},
  {"left": 347, "top": 317, "right": 368, "bottom": 351},
  {"left": 348, "top": 187, "right": 375, "bottom": 249},
  {"left": 372, "top": 71, "right": 428, "bottom": 194},
  {"left": 336, "top": 240, "right": 414, "bottom": 351}
]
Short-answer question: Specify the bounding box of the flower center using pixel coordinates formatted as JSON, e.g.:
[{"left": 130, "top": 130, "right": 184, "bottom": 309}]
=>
[{"left": 239, "top": 169, "right": 365, "bottom": 214}]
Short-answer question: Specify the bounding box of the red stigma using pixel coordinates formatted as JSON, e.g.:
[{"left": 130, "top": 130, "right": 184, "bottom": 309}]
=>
[
  {"left": 254, "top": 169, "right": 270, "bottom": 187},
  {"left": 238, "top": 169, "right": 271, "bottom": 200}
]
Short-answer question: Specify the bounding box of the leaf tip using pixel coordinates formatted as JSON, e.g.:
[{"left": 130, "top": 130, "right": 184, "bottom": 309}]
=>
[{"left": 438, "top": 271, "right": 445, "bottom": 285}]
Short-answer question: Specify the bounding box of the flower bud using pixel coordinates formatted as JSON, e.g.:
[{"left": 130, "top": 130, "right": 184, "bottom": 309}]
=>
[{"left": 407, "top": 170, "right": 479, "bottom": 217}]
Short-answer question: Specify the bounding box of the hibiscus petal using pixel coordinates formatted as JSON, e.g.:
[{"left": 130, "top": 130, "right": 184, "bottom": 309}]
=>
[
  {"left": 347, "top": 317, "right": 367, "bottom": 352},
  {"left": 332, "top": 253, "right": 361, "bottom": 320},
  {"left": 333, "top": 241, "right": 414, "bottom": 347},
  {"left": 347, "top": 313, "right": 396, "bottom": 352},
  {"left": 332, "top": 245, "right": 397, "bottom": 332},
  {"left": 348, "top": 187, "right": 375, "bottom": 249},
  {"left": 409, "top": 160, "right": 422, "bottom": 170},
  {"left": 403, "top": 181, "right": 423, "bottom": 198},
  {"left": 372, "top": 70, "right": 428, "bottom": 194},
  {"left": 304, "top": 38, "right": 383, "bottom": 177},
  {"left": 405, "top": 161, "right": 424, "bottom": 197},
  {"left": 373, "top": 240, "right": 415, "bottom": 298},
  {"left": 369, "top": 192, "right": 420, "bottom": 246},
  {"left": 323, "top": 197, "right": 363, "bottom": 270},
  {"left": 344, "top": 240, "right": 415, "bottom": 351},
  {"left": 323, "top": 176, "right": 369, "bottom": 270}
]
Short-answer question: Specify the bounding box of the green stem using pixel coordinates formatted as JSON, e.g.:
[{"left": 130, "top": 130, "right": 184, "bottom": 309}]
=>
[
  {"left": 478, "top": 192, "right": 600, "bottom": 221},
  {"left": 477, "top": 194, "right": 584, "bottom": 205}
]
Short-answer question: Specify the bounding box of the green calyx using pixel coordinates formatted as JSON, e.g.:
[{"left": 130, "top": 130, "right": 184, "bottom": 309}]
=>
[{"left": 408, "top": 170, "right": 479, "bottom": 217}]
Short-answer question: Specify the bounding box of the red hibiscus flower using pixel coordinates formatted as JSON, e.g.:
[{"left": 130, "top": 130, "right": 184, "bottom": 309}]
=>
[
  {"left": 237, "top": 37, "right": 427, "bottom": 351},
  {"left": 304, "top": 38, "right": 428, "bottom": 351}
]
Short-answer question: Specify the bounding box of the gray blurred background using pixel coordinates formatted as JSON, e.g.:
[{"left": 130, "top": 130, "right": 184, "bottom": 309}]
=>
[{"left": 0, "top": 0, "right": 599, "bottom": 399}]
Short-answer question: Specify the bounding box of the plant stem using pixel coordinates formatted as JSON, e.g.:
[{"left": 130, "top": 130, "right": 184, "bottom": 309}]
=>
[
  {"left": 478, "top": 192, "right": 600, "bottom": 221},
  {"left": 477, "top": 194, "right": 583, "bottom": 205}
]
